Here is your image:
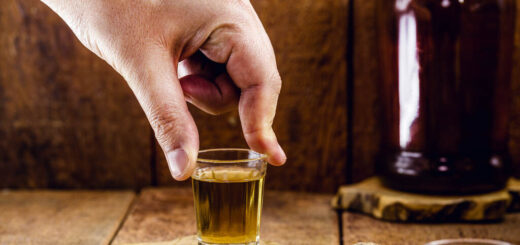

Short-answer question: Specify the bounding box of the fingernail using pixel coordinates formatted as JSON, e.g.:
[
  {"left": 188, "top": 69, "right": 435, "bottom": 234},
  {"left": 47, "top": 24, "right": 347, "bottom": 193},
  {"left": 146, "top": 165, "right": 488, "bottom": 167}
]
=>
[
  {"left": 277, "top": 144, "right": 287, "bottom": 164},
  {"left": 167, "top": 149, "right": 189, "bottom": 179},
  {"left": 269, "top": 144, "right": 287, "bottom": 166}
]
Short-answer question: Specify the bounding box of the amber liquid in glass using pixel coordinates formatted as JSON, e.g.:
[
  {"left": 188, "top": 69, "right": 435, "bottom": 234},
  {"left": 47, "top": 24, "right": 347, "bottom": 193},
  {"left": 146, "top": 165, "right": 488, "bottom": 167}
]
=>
[{"left": 192, "top": 167, "right": 264, "bottom": 244}]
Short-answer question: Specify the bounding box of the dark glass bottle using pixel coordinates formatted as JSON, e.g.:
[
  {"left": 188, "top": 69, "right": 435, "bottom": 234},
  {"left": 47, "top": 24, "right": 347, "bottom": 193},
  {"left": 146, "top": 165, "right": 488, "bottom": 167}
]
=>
[{"left": 377, "top": 0, "right": 516, "bottom": 194}]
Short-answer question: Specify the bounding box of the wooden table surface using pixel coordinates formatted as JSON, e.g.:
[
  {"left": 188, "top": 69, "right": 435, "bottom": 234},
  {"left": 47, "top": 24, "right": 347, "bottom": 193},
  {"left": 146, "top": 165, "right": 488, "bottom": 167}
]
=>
[
  {"left": 112, "top": 188, "right": 339, "bottom": 245},
  {"left": 0, "top": 190, "right": 135, "bottom": 245},
  {"left": 343, "top": 212, "right": 520, "bottom": 245},
  {"left": 1, "top": 188, "right": 519, "bottom": 245}
]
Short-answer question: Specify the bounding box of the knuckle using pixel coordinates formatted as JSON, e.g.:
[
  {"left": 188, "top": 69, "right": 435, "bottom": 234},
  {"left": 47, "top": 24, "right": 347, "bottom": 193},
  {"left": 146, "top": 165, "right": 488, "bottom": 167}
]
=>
[
  {"left": 243, "top": 126, "right": 264, "bottom": 138},
  {"left": 227, "top": 0, "right": 251, "bottom": 11},
  {"left": 148, "top": 106, "right": 182, "bottom": 149},
  {"left": 268, "top": 71, "right": 282, "bottom": 94},
  {"left": 223, "top": 0, "right": 257, "bottom": 27}
]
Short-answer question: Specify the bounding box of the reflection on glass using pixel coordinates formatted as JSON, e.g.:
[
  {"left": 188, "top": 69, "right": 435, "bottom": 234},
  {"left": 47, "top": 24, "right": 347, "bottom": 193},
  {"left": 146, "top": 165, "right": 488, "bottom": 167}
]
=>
[{"left": 397, "top": 10, "right": 420, "bottom": 148}]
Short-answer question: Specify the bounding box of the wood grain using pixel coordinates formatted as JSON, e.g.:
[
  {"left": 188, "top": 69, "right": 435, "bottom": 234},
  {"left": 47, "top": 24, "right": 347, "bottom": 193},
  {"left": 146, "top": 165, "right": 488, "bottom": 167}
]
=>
[
  {"left": 261, "top": 190, "right": 339, "bottom": 245},
  {"left": 509, "top": 178, "right": 520, "bottom": 211},
  {"left": 112, "top": 188, "right": 339, "bottom": 245},
  {"left": 333, "top": 177, "right": 511, "bottom": 222},
  {"left": 511, "top": 0, "right": 520, "bottom": 178},
  {"left": 0, "top": 190, "right": 134, "bottom": 245},
  {"left": 350, "top": 0, "right": 381, "bottom": 183},
  {"left": 252, "top": 0, "right": 349, "bottom": 192},
  {"left": 111, "top": 188, "right": 196, "bottom": 244},
  {"left": 156, "top": 0, "right": 350, "bottom": 193},
  {"left": 0, "top": 0, "right": 151, "bottom": 188},
  {"left": 343, "top": 212, "right": 520, "bottom": 245}
]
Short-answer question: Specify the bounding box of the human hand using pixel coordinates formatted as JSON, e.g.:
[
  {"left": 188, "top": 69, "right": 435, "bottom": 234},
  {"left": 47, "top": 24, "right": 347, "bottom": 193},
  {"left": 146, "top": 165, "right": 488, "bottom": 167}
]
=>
[{"left": 41, "top": 0, "right": 286, "bottom": 180}]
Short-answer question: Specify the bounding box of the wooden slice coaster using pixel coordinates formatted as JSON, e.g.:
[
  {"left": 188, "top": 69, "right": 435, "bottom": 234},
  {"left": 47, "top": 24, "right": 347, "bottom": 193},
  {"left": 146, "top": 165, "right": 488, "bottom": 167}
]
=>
[
  {"left": 508, "top": 178, "right": 520, "bottom": 212},
  {"left": 126, "top": 235, "right": 279, "bottom": 245},
  {"left": 332, "top": 177, "right": 520, "bottom": 222}
]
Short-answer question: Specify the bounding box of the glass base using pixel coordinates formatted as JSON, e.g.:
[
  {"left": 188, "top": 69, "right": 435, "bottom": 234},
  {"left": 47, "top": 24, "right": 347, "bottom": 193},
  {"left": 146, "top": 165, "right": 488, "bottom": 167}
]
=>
[
  {"left": 197, "top": 236, "right": 259, "bottom": 245},
  {"left": 197, "top": 242, "right": 258, "bottom": 245},
  {"left": 379, "top": 151, "right": 511, "bottom": 194}
]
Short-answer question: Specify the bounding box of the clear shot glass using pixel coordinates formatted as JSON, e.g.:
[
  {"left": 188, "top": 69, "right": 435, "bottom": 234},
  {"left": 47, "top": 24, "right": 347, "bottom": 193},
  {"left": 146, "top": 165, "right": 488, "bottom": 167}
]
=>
[{"left": 192, "top": 149, "right": 267, "bottom": 245}]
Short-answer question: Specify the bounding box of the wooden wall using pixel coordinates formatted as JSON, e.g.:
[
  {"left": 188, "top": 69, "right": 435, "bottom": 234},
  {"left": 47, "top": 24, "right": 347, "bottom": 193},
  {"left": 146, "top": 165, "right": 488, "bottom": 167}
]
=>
[
  {"left": 511, "top": 0, "right": 520, "bottom": 178},
  {"left": 0, "top": 1, "right": 151, "bottom": 189},
  {"left": 0, "top": 0, "right": 519, "bottom": 192},
  {"left": 0, "top": 0, "right": 349, "bottom": 192}
]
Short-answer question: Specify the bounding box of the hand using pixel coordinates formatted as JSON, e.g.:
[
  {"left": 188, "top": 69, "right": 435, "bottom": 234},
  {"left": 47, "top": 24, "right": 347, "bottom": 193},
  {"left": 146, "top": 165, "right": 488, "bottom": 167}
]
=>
[{"left": 41, "top": 0, "right": 286, "bottom": 180}]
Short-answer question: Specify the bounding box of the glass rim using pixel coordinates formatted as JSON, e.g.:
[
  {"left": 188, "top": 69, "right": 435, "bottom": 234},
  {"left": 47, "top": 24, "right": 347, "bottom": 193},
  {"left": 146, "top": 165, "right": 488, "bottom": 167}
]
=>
[{"left": 197, "top": 148, "right": 267, "bottom": 164}]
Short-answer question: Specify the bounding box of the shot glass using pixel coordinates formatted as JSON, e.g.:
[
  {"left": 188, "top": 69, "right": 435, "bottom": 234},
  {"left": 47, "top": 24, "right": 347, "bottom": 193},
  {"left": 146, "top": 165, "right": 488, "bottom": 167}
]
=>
[{"left": 192, "top": 148, "right": 267, "bottom": 245}]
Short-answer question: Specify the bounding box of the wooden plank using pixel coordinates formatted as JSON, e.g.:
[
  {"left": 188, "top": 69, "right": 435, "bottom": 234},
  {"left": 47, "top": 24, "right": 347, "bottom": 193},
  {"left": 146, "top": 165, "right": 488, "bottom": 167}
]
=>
[
  {"left": 0, "top": 0, "right": 152, "bottom": 188},
  {"left": 509, "top": 178, "right": 520, "bottom": 211},
  {"left": 111, "top": 188, "right": 196, "bottom": 244},
  {"left": 261, "top": 190, "right": 339, "bottom": 245},
  {"left": 342, "top": 212, "right": 520, "bottom": 245},
  {"left": 511, "top": 0, "right": 520, "bottom": 178},
  {"left": 0, "top": 190, "right": 135, "bottom": 245},
  {"left": 156, "top": 0, "right": 350, "bottom": 193},
  {"left": 350, "top": 0, "right": 381, "bottom": 182},
  {"left": 250, "top": 0, "right": 349, "bottom": 192},
  {"left": 112, "top": 188, "right": 339, "bottom": 245}
]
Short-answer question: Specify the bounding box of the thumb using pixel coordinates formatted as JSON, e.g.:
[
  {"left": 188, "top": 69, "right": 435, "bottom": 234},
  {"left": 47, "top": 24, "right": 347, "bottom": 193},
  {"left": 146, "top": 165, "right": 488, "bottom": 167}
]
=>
[{"left": 126, "top": 47, "right": 199, "bottom": 181}]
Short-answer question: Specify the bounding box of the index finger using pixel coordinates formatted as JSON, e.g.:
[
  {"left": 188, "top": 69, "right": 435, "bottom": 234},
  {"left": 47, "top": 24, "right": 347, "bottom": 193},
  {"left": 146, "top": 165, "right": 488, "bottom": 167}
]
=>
[{"left": 226, "top": 20, "right": 286, "bottom": 166}]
